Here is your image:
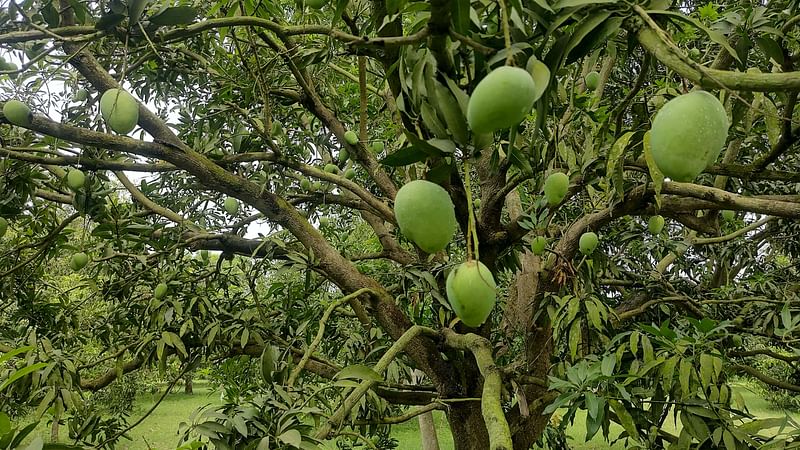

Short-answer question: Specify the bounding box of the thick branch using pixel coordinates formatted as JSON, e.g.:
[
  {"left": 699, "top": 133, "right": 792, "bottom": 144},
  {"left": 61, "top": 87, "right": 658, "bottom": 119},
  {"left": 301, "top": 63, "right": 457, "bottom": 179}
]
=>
[
  {"left": 637, "top": 27, "right": 800, "bottom": 91},
  {"left": 442, "top": 329, "right": 512, "bottom": 450}
]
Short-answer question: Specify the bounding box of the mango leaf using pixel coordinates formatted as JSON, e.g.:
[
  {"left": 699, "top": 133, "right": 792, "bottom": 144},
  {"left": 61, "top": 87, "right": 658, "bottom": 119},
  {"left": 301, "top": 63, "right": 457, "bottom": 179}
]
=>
[
  {"left": 128, "top": 0, "right": 149, "bottom": 25},
  {"left": 563, "top": 12, "right": 612, "bottom": 65},
  {"left": 260, "top": 345, "right": 276, "bottom": 384},
  {"left": 606, "top": 131, "right": 634, "bottom": 196},
  {"left": 567, "top": 16, "right": 623, "bottom": 64},
  {"left": 569, "top": 319, "right": 582, "bottom": 358},
  {"left": 680, "top": 411, "right": 711, "bottom": 442},
  {"left": 585, "top": 407, "right": 604, "bottom": 441},
  {"left": 642, "top": 131, "right": 663, "bottom": 208},
  {"left": 532, "top": 0, "right": 554, "bottom": 13},
  {"left": 554, "top": 0, "right": 618, "bottom": 9},
  {"left": 679, "top": 357, "right": 692, "bottom": 397},
  {"left": 738, "top": 417, "right": 788, "bottom": 434},
  {"left": 526, "top": 57, "right": 551, "bottom": 103},
  {"left": 149, "top": 6, "right": 198, "bottom": 26},
  {"left": 608, "top": 399, "right": 639, "bottom": 440},
  {"left": 335, "top": 364, "right": 383, "bottom": 382},
  {"left": 95, "top": 13, "right": 126, "bottom": 30},
  {"left": 433, "top": 82, "right": 468, "bottom": 145},
  {"left": 0, "top": 363, "right": 47, "bottom": 394},
  {"left": 754, "top": 36, "right": 784, "bottom": 65},
  {"left": 278, "top": 430, "right": 302, "bottom": 448},
  {"left": 762, "top": 94, "right": 780, "bottom": 148},
  {"left": 601, "top": 354, "right": 616, "bottom": 376},
  {"left": 380, "top": 146, "right": 430, "bottom": 166},
  {"left": 0, "top": 345, "right": 33, "bottom": 366},
  {"left": 451, "top": 0, "right": 470, "bottom": 34}
]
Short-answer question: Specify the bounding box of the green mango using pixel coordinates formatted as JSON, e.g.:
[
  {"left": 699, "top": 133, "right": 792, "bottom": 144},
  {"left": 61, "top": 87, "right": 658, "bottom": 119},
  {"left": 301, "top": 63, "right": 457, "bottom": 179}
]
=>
[
  {"left": 70, "top": 252, "right": 89, "bottom": 271},
  {"left": 344, "top": 130, "right": 358, "bottom": 145},
  {"left": 648, "top": 215, "right": 665, "bottom": 234},
  {"left": 543, "top": 172, "right": 569, "bottom": 207},
  {"left": 224, "top": 197, "right": 239, "bottom": 215},
  {"left": 584, "top": 71, "right": 600, "bottom": 91},
  {"left": 66, "top": 169, "right": 86, "bottom": 191},
  {"left": 467, "top": 66, "right": 536, "bottom": 133},
  {"left": 100, "top": 88, "right": 139, "bottom": 134},
  {"left": 446, "top": 260, "right": 496, "bottom": 328},
  {"left": 650, "top": 91, "right": 728, "bottom": 182},
  {"left": 3, "top": 100, "right": 32, "bottom": 127},
  {"left": 154, "top": 282, "right": 168, "bottom": 300},
  {"left": 393, "top": 180, "right": 457, "bottom": 254},
  {"left": 579, "top": 232, "right": 599, "bottom": 255}
]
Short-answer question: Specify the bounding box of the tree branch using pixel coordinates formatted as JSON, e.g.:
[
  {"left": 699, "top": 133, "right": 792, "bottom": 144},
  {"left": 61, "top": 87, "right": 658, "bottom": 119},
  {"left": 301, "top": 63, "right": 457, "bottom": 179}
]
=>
[{"left": 441, "top": 329, "right": 512, "bottom": 450}]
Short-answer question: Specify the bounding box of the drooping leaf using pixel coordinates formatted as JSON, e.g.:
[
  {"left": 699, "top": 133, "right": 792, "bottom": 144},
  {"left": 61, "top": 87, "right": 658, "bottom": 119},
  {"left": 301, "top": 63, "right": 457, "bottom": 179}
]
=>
[
  {"left": 149, "top": 6, "right": 198, "bottom": 26},
  {"left": 335, "top": 364, "right": 383, "bottom": 382}
]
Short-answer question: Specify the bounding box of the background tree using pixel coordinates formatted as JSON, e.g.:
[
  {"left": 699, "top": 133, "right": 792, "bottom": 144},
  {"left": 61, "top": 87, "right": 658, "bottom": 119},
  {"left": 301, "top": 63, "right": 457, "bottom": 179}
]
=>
[{"left": 1, "top": 0, "right": 800, "bottom": 449}]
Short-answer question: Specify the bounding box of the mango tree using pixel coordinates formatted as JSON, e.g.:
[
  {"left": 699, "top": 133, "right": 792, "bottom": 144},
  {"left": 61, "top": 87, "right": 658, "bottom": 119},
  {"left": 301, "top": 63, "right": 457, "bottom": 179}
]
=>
[{"left": 2, "top": 0, "right": 800, "bottom": 448}]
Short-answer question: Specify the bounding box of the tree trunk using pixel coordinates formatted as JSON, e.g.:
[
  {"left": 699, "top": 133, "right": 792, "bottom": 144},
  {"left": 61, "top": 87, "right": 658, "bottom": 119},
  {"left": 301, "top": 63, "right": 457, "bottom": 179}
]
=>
[
  {"left": 447, "top": 401, "right": 490, "bottom": 450},
  {"left": 184, "top": 371, "right": 193, "bottom": 394},
  {"left": 418, "top": 411, "right": 441, "bottom": 450},
  {"left": 50, "top": 409, "right": 59, "bottom": 443}
]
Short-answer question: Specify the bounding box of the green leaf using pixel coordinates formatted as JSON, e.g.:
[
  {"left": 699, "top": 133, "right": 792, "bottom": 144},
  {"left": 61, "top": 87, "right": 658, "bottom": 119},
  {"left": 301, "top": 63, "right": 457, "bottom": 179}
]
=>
[
  {"left": 754, "top": 36, "right": 784, "bottom": 65},
  {"left": 335, "top": 364, "right": 383, "bottom": 382},
  {"left": 35, "top": 388, "right": 55, "bottom": 418},
  {"left": 451, "top": 0, "right": 470, "bottom": 34},
  {"left": 762, "top": 94, "right": 781, "bottom": 149},
  {"left": 421, "top": 102, "right": 448, "bottom": 139},
  {"left": 629, "top": 331, "right": 639, "bottom": 356},
  {"left": 569, "top": 319, "right": 582, "bottom": 358},
  {"left": 585, "top": 392, "right": 602, "bottom": 419},
  {"left": 0, "top": 345, "right": 34, "bottom": 366},
  {"left": 379, "top": 146, "right": 430, "bottom": 166},
  {"left": 568, "top": 16, "right": 623, "bottom": 64},
  {"left": 608, "top": 399, "right": 639, "bottom": 440},
  {"left": 606, "top": 131, "right": 634, "bottom": 196},
  {"left": 679, "top": 358, "right": 692, "bottom": 398},
  {"left": 149, "top": 6, "right": 198, "bottom": 26},
  {"left": 260, "top": 346, "right": 276, "bottom": 384},
  {"left": 585, "top": 405, "right": 604, "bottom": 441},
  {"left": 563, "top": 12, "right": 612, "bottom": 64},
  {"left": 0, "top": 412, "right": 10, "bottom": 434},
  {"left": 128, "top": 0, "right": 149, "bottom": 25},
  {"left": 642, "top": 131, "right": 663, "bottom": 208},
  {"left": 278, "top": 429, "right": 302, "bottom": 448},
  {"left": 526, "top": 57, "right": 551, "bottom": 103},
  {"left": 585, "top": 301, "right": 603, "bottom": 330},
  {"left": 601, "top": 354, "right": 616, "bottom": 376},
  {"left": 661, "top": 355, "right": 678, "bottom": 389},
  {"left": 95, "top": 13, "right": 126, "bottom": 30},
  {"left": 232, "top": 415, "right": 248, "bottom": 437},
  {"left": 723, "top": 430, "right": 736, "bottom": 450},
  {"left": 532, "top": 0, "right": 554, "bottom": 12},
  {"left": 738, "top": 417, "right": 787, "bottom": 434},
  {"left": 0, "top": 363, "right": 47, "bottom": 394},
  {"left": 680, "top": 411, "right": 711, "bottom": 442},
  {"left": 554, "top": 0, "right": 618, "bottom": 9},
  {"left": 433, "top": 81, "right": 468, "bottom": 145}
]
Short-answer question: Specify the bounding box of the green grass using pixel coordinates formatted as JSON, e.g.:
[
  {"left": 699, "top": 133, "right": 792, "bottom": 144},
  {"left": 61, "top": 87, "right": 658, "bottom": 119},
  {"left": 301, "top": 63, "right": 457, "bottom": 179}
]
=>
[
  {"left": 10, "top": 381, "right": 800, "bottom": 449},
  {"left": 116, "top": 384, "right": 218, "bottom": 449}
]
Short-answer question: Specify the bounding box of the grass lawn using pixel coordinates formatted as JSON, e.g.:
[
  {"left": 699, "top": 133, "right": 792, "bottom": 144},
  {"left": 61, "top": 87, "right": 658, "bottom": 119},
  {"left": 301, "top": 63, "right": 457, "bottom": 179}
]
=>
[{"left": 9, "top": 381, "right": 800, "bottom": 449}]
